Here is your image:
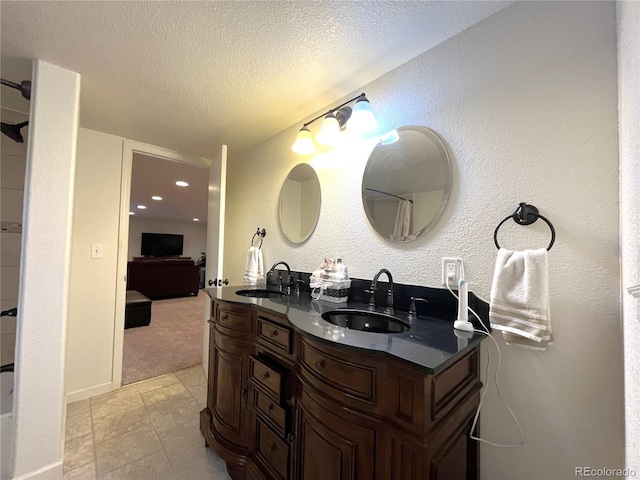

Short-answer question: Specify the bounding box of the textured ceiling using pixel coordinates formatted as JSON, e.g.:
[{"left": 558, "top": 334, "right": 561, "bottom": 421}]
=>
[{"left": 0, "top": 1, "right": 511, "bottom": 159}]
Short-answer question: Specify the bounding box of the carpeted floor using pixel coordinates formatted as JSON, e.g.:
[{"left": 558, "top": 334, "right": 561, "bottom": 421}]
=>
[{"left": 122, "top": 290, "right": 206, "bottom": 385}]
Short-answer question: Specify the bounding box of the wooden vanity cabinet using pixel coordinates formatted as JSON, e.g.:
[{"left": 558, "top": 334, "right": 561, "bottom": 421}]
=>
[
  {"left": 201, "top": 300, "right": 254, "bottom": 476},
  {"left": 201, "top": 298, "right": 481, "bottom": 480},
  {"left": 295, "top": 334, "right": 481, "bottom": 480}
]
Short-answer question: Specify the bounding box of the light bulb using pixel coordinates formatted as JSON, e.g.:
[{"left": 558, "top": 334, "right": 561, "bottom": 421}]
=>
[
  {"left": 316, "top": 113, "right": 340, "bottom": 146},
  {"left": 379, "top": 129, "right": 399, "bottom": 145},
  {"left": 347, "top": 96, "right": 377, "bottom": 134},
  {"left": 291, "top": 127, "right": 317, "bottom": 155}
]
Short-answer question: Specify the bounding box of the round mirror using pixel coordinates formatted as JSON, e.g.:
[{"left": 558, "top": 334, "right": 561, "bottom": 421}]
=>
[
  {"left": 362, "top": 126, "right": 451, "bottom": 242},
  {"left": 279, "top": 163, "right": 321, "bottom": 243}
]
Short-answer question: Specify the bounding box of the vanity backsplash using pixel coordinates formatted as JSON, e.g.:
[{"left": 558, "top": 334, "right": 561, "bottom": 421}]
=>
[{"left": 266, "top": 268, "right": 490, "bottom": 329}]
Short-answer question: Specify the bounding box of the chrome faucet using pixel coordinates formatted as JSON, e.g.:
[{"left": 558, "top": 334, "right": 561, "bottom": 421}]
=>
[
  {"left": 268, "top": 261, "right": 291, "bottom": 294},
  {"left": 368, "top": 268, "right": 395, "bottom": 315}
]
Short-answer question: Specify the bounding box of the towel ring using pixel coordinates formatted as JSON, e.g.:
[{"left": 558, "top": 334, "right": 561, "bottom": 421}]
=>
[
  {"left": 494, "top": 203, "right": 555, "bottom": 251},
  {"left": 251, "top": 228, "right": 266, "bottom": 248}
]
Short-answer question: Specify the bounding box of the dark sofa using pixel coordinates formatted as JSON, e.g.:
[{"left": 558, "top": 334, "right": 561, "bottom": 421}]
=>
[{"left": 126, "top": 257, "right": 200, "bottom": 299}]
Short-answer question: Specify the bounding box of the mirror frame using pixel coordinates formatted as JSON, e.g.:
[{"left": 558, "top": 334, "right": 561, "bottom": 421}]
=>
[
  {"left": 278, "top": 163, "right": 321, "bottom": 244},
  {"left": 361, "top": 126, "right": 451, "bottom": 242}
]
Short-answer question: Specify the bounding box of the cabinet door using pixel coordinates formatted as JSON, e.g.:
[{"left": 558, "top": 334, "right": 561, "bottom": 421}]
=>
[
  {"left": 294, "top": 391, "right": 375, "bottom": 480},
  {"left": 211, "top": 331, "right": 251, "bottom": 450}
]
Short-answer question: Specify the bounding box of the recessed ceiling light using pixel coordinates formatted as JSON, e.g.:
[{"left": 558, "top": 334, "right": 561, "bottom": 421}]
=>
[
  {"left": 151, "top": 195, "right": 163, "bottom": 201},
  {"left": 129, "top": 212, "right": 134, "bottom": 215},
  {"left": 193, "top": 218, "right": 199, "bottom": 222},
  {"left": 137, "top": 205, "right": 147, "bottom": 209},
  {"left": 176, "top": 181, "right": 189, "bottom": 187}
]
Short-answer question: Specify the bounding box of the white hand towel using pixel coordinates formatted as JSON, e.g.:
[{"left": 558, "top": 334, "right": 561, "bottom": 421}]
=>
[
  {"left": 393, "top": 199, "right": 412, "bottom": 237},
  {"left": 490, "top": 248, "right": 552, "bottom": 350},
  {"left": 256, "top": 248, "right": 264, "bottom": 286},
  {"left": 243, "top": 246, "right": 259, "bottom": 285}
]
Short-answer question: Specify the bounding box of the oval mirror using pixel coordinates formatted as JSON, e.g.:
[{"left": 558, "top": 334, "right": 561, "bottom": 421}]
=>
[
  {"left": 362, "top": 126, "right": 451, "bottom": 242},
  {"left": 279, "top": 163, "right": 321, "bottom": 243}
]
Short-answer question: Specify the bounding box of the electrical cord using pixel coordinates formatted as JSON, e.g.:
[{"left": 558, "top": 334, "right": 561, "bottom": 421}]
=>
[{"left": 447, "top": 277, "right": 525, "bottom": 448}]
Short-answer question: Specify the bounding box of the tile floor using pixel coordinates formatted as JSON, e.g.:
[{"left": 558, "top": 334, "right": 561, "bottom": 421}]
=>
[{"left": 63, "top": 365, "right": 232, "bottom": 480}]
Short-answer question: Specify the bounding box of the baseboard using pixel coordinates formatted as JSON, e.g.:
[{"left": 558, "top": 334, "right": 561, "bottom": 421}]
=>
[
  {"left": 13, "top": 460, "right": 63, "bottom": 480},
  {"left": 66, "top": 381, "right": 113, "bottom": 404}
]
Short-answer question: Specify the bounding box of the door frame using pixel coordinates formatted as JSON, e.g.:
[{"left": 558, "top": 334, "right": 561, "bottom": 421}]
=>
[{"left": 112, "top": 140, "right": 211, "bottom": 389}]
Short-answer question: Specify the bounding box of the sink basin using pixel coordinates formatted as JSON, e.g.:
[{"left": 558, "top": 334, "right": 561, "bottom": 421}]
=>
[
  {"left": 321, "top": 309, "right": 410, "bottom": 334},
  {"left": 235, "top": 289, "right": 288, "bottom": 298}
]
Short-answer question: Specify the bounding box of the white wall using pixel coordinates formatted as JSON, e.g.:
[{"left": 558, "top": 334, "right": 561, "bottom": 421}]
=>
[
  {"left": 0, "top": 108, "right": 28, "bottom": 382},
  {"left": 66, "top": 133, "right": 212, "bottom": 402},
  {"left": 618, "top": 0, "right": 640, "bottom": 472},
  {"left": 224, "top": 2, "right": 623, "bottom": 478},
  {"left": 12, "top": 60, "right": 80, "bottom": 480},
  {"left": 65, "top": 128, "right": 124, "bottom": 402},
  {"left": 127, "top": 217, "right": 207, "bottom": 261}
]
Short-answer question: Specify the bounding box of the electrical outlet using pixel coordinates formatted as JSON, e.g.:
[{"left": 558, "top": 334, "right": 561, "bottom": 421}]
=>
[{"left": 442, "top": 257, "right": 463, "bottom": 286}]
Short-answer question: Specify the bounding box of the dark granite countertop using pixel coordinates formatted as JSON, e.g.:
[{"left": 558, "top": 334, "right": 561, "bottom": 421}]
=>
[{"left": 204, "top": 285, "right": 488, "bottom": 374}]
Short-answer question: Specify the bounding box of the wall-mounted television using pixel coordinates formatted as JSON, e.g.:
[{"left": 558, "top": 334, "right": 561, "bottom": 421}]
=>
[{"left": 141, "top": 232, "right": 184, "bottom": 257}]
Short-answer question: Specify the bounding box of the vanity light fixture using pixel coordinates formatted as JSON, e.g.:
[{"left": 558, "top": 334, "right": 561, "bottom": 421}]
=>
[
  {"left": 291, "top": 92, "right": 377, "bottom": 155},
  {"left": 151, "top": 195, "right": 163, "bottom": 201},
  {"left": 176, "top": 181, "right": 189, "bottom": 187}
]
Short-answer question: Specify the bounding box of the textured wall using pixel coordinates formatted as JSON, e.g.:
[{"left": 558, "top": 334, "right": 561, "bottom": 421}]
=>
[
  {"left": 127, "top": 217, "right": 207, "bottom": 261},
  {"left": 224, "top": 2, "right": 623, "bottom": 478},
  {"left": 12, "top": 60, "right": 80, "bottom": 479},
  {"left": 618, "top": 0, "right": 640, "bottom": 472},
  {"left": 0, "top": 108, "right": 28, "bottom": 382}
]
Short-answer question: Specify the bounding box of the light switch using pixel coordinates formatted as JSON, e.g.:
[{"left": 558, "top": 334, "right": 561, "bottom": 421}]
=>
[{"left": 91, "top": 243, "right": 103, "bottom": 259}]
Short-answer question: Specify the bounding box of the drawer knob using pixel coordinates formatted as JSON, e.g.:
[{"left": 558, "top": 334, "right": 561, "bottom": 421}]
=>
[
  {"left": 315, "top": 359, "right": 326, "bottom": 369},
  {"left": 270, "top": 329, "right": 278, "bottom": 337},
  {"left": 270, "top": 443, "right": 277, "bottom": 452},
  {"left": 261, "top": 372, "right": 270, "bottom": 380},
  {"left": 267, "top": 403, "right": 274, "bottom": 411},
  {"left": 221, "top": 314, "right": 228, "bottom": 321}
]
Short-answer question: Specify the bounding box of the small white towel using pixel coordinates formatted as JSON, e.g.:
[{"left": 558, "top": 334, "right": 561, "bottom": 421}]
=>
[
  {"left": 243, "top": 246, "right": 265, "bottom": 286},
  {"left": 243, "top": 246, "right": 258, "bottom": 285},
  {"left": 255, "top": 248, "right": 264, "bottom": 286},
  {"left": 490, "top": 248, "right": 552, "bottom": 350},
  {"left": 391, "top": 198, "right": 413, "bottom": 241}
]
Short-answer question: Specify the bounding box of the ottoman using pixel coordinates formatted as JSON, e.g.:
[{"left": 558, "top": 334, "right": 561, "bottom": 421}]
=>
[{"left": 125, "top": 290, "right": 151, "bottom": 329}]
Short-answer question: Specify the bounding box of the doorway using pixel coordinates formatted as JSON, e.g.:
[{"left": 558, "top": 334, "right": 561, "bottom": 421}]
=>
[
  {"left": 121, "top": 152, "right": 209, "bottom": 385},
  {"left": 113, "top": 140, "right": 226, "bottom": 389}
]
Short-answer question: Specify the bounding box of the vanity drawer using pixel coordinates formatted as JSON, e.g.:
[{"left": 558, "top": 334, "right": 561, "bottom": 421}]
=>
[
  {"left": 298, "top": 337, "right": 376, "bottom": 405},
  {"left": 217, "top": 304, "right": 251, "bottom": 334},
  {"left": 250, "top": 355, "right": 287, "bottom": 403},
  {"left": 254, "top": 389, "right": 288, "bottom": 438},
  {"left": 257, "top": 316, "right": 292, "bottom": 355},
  {"left": 255, "top": 420, "right": 289, "bottom": 480}
]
